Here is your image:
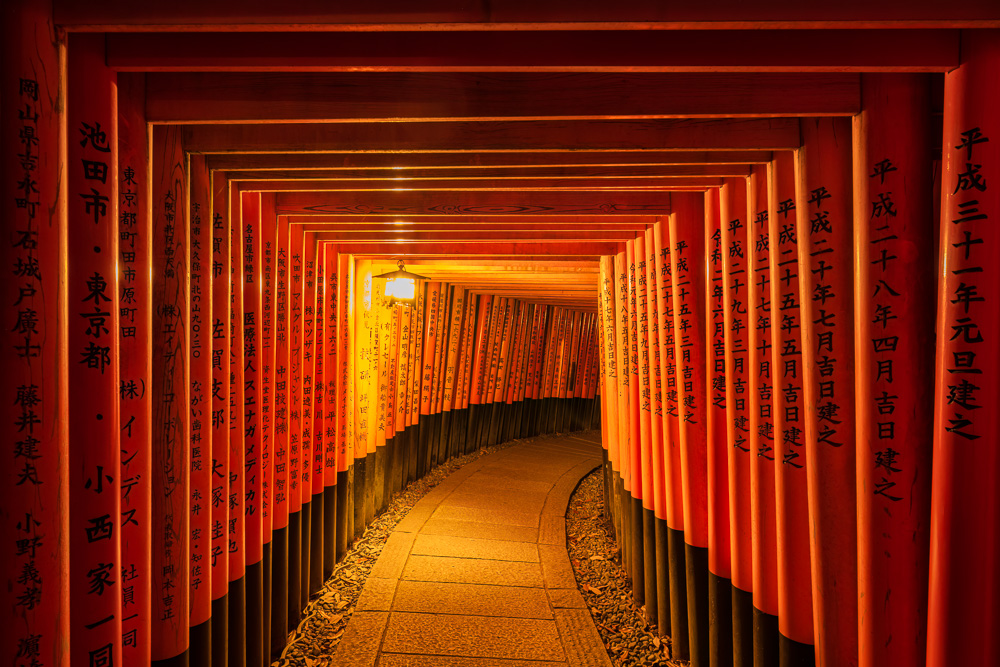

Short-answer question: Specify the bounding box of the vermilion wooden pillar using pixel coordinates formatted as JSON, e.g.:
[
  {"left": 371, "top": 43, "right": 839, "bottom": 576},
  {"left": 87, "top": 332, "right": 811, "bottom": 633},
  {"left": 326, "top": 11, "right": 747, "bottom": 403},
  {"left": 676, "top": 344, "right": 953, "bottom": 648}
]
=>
[
  {"left": 287, "top": 223, "right": 304, "bottom": 620},
  {"left": 322, "top": 243, "right": 340, "bottom": 576},
  {"left": 721, "top": 178, "right": 752, "bottom": 666},
  {"left": 68, "top": 34, "right": 122, "bottom": 667},
  {"left": 300, "top": 231, "right": 319, "bottom": 602},
  {"left": 188, "top": 154, "right": 212, "bottom": 665},
  {"left": 635, "top": 235, "right": 658, "bottom": 622},
  {"left": 626, "top": 240, "right": 646, "bottom": 608},
  {"left": 335, "top": 253, "right": 355, "bottom": 561},
  {"left": 151, "top": 122, "right": 190, "bottom": 666},
  {"left": 747, "top": 163, "right": 780, "bottom": 665},
  {"left": 613, "top": 252, "right": 633, "bottom": 583},
  {"left": 644, "top": 231, "right": 671, "bottom": 638},
  {"left": 928, "top": 30, "right": 1000, "bottom": 667},
  {"left": 797, "top": 118, "right": 859, "bottom": 667},
  {"left": 769, "top": 151, "right": 815, "bottom": 666},
  {"left": 269, "top": 210, "right": 288, "bottom": 657},
  {"left": 310, "top": 240, "right": 328, "bottom": 590},
  {"left": 599, "top": 256, "right": 623, "bottom": 554},
  {"left": 355, "top": 260, "right": 375, "bottom": 532},
  {"left": 853, "top": 74, "right": 935, "bottom": 667},
  {"left": 242, "top": 191, "right": 264, "bottom": 667},
  {"left": 418, "top": 282, "right": 440, "bottom": 473},
  {"left": 228, "top": 187, "right": 246, "bottom": 667},
  {"left": 653, "top": 219, "right": 688, "bottom": 657},
  {"left": 669, "top": 193, "right": 710, "bottom": 667},
  {"left": 118, "top": 71, "right": 154, "bottom": 667},
  {"left": 1, "top": 4, "right": 68, "bottom": 666},
  {"left": 260, "top": 194, "right": 276, "bottom": 661},
  {"left": 708, "top": 185, "right": 734, "bottom": 667}
]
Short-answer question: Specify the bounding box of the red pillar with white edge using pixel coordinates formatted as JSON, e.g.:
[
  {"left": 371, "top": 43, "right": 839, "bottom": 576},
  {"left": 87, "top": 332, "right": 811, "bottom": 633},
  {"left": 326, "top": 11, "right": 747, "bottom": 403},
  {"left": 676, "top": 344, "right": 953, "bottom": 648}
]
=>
[
  {"left": 928, "top": 30, "right": 1000, "bottom": 667},
  {"left": 68, "top": 33, "right": 123, "bottom": 667},
  {"left": 853, "top": 74, "right": 935, "bottom": 667},
  {"left": 1, "top": 3, "right": 69, "bottom": 665}
]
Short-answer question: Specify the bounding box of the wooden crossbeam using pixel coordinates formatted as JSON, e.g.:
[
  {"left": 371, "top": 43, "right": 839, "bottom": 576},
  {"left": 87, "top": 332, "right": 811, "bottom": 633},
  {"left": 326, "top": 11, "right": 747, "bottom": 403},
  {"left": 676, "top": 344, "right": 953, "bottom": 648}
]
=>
[{"left": 223, "top": 164, "right": 752, "bottom": 179}]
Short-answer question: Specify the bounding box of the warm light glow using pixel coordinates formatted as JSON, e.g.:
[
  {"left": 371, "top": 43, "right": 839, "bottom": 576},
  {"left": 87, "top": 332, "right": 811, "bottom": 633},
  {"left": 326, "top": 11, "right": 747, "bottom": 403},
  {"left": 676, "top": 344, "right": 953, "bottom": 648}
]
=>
[{"left": 385, "top": 276, "right": 416, "bottom": 302}]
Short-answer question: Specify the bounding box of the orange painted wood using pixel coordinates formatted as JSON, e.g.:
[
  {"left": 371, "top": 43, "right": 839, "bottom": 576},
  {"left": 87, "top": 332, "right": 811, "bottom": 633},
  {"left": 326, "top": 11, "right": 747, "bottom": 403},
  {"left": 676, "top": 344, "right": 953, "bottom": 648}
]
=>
[
  {"left": 1, "top": 4, "right": 69, "bottom": 665},
  {"left": 107, "top": 29, "right": 960, "bottom": 73},
  {"left": 228, "top": 185, "right": 246, "bottom": 582},
  {"left": 243, "top": 192, "right": 263, "bottom": 565},
  {"left": 433, "top": 284, "right": 451, "bottom": 415},
  {"left": 288, "top": 224, "right": 305, "bottom": 511},
  {"left": 272, "top": 201, "right": 289, "bottom": 527},
  {"left": 928, "top": 31, "right": 1000, "bottom": 667},
  {"left": 634, "top": 236, "right": 653, "bottom": 507},
  {"left": 118, "top": 71, "right": 154, "bottom": 661},
  {"left": 312, "top": 238, "right": 327, "bottom": 491},
  {"left": 354, "top": 259, "right": 375, "bottom": 456},
  {"left": 643, "top": 231, "right": 667, "bottom": 520},
  {"left": 151, "top": 121, "right": 189, "bottom": 658},
  {"left": 261, "top": 194, "right": 278, "bottom": 532},
  {"left": 797, "top": 118, "right": 859, "bottom": 667},
  {"left": 669, "top": 192, "right": 709, "bottom": 550},
  {"left": 852, "top": 75, "right": 935, "bottom": 667},
  {"left": 185, "top": 118, "right": 801, "bottom": 155},
  {"left": 721, "top": 179, "right": 752, "bottom": 591},
  {"left": 419, "top": 282, "right": 441, "bottom": 416},
  {"left": 613, "top": 252, "right": 632, "bottom": 493},
  {"left": 627, "top": 239, "right": 642, "bottom": 496},
  {"left": 653, "top": 220, "right": 683, "bottom": 530},
  {"left": 408, "top": 286, "right": 425, "bottom": 425},
  {"left": 706, "top": 186, "right": 732, "bottom": 580},
  {"left": 69, "top": 32, "right": 124, "bottom": 667},
  {"left": 299, "top": 232, "right": 317, "bottom": 489},
  {"left": 188, "top": 153, "right": 212, "bottom": 627},
  {"left": 769, "top": 150, "right": 814, "bottom": 647},
  {"left": 747, "top": 164, "right": 778, "bottom": 618},
  {"left": 321, "top": 243, "right": 340, "bottom": 472},
  {"left": 337, "top": 254, "right": 356, "bottom": 470}
]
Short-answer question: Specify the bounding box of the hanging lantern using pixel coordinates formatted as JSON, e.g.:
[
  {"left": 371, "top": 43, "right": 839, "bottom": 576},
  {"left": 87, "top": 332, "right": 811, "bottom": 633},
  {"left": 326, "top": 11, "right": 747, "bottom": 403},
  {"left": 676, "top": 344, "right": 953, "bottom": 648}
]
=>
[{"left": 375, "top": 259, "right": 427, "bottom": 306}]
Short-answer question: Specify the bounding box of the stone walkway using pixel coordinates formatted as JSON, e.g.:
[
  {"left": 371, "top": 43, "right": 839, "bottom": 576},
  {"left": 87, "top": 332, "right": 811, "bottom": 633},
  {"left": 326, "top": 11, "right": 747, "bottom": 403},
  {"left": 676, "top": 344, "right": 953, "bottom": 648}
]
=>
[{"left": 332, "top": 432, "right": 613, "bottom": 666}]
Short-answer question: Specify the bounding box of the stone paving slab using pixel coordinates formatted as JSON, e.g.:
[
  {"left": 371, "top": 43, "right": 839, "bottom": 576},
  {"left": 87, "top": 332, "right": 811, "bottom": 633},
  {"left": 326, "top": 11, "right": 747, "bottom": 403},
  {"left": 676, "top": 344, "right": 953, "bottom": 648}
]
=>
[
  {"left": 381, "top": 612, "right": 566, "bottom": 661},
  {"left": 333, "top": 433, "right": 611, "bottom": 666},
  {"left": 418, "top": 517, "right": 540, "bottom": 543},
  {"left": 392, "top": 580, "right": 553, "bottom": 618},
  {"left": 411, "top": 533, "right": 540, "bottom": 562},
  {"left": 402, "top": 554, "right": 544, "bottom": 587}
]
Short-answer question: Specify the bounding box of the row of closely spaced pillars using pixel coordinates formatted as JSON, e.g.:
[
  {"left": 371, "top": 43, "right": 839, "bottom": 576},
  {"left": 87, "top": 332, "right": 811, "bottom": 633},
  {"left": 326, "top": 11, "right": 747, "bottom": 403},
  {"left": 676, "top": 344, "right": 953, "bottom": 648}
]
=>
[
  {"left": 1, "top": 23, "right": 602, "bottom": 667},
  {"left": 596, "top": 40, "right": 999, "bottom": 667}
]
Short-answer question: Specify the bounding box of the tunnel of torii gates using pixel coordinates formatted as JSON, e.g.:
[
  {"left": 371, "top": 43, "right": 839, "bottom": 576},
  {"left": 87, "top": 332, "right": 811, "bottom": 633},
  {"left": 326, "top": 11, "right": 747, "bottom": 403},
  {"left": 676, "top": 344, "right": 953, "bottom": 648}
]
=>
[{"left": 2, "top": 2, "right": 1000, "bottom": 667}]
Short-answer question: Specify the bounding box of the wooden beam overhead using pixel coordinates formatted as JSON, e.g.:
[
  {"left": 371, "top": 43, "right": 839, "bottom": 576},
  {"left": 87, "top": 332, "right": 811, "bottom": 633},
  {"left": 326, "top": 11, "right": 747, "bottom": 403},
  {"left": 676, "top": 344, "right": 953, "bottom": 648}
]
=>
[
  {"left": 108, "top": 30, "right": 962, "bottom": 72},
  {"left": 291, "top": 220, "right": 651, "bottom": 230},
  {"left": 275, "top": 190, "right": 679, "bottom": 215},
  {"left": 184, "top": 118, "right": 801, "bottom": 153},
  {"left": 56, "top": 0, "right": 1000, "bottom": 31},
  {"left": 302, "top": 241, "right": 619, "bottom": 255},
  {"left": 309, "top": 230, "right": 638, "bottom": 241},
  {"left": 287, "top": 215, "right": 653, "bottom": 224},
  {"left": 238, "top": 177, "right": 721, "bottom": 191},
  {"left": 206, "top": 151, "right": 773, "bottom": 169},
  {"left": 145, "top": 72, "right": 859, "bottom": 122},
  {"left": 221, "top": 165, "right": 752, "bottom": 180}
]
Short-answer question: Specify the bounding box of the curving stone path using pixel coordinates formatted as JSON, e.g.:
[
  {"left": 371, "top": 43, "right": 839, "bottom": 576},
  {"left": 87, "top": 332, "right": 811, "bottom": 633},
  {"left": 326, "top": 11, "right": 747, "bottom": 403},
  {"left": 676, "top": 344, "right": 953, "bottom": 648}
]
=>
[{"left": 332, "top": 432, "right": 613, "bottom": 667}]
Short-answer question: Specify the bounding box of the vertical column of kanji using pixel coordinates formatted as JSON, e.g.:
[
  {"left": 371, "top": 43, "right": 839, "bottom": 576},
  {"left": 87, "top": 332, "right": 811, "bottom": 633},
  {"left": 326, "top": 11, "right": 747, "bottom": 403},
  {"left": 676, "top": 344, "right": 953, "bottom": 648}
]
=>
[
  {"left": 643, "top": 232, "right": 670, "bottom": 637},
  {"left": 1, "top": 4, "right": 67, "bottom": 665},
  {"left": 321, "top": 244, "right": 338, "bottom": 576},
  {"left": 151, "top": 122, "right": 189, "bottom": 666},
  {"left": 354, "top": 260, "right": 375, "bottom": 532},
  {"left": 599, "top": 259, "right": 620, "bottom": 532},
  {"left": 453, "top": 292, "right": 473, "bottom": 449},
  {"left": 269, "top": 216, "right": 288, "bottom": 657},
  {"left": 462, "top": 296, "right": 479, "bottom": 444},
  {"left": 209, "top": 172, "right": 230, "bottom": 666},
  {"left": 433, "top": 286, "right": 451, "bottom": 459},
  {"left": 485, "top": 297, "right": 505, "bottom": 440},
  {"left": 628, "top": 238, "right": 649, "bottom": 613},
  {"left": 722, "top": 179, "right": 752, "bottom": 666},
  {"left": 369, "top": 271, "right": 386, "bottom": 514},
  {"left": 707, "top": 186, "right": 733, "bottom": 667},
  {"left": 310, "top": 240, "right": 326, "bottom": 593},
  {"left": 541, "top": 306, "right": 561, "bottom": 435},
  {"left": 408, "top": 285, "right": 424, "bottom": 472},
  {"left": 528, "top": 304, "right": 547, "bottom": 438},
  {"left": 298, "top": 232, "right": 315, "bottom": 603},
  {"left": 612, "top": 253, "right": 633, "bottom": 582},
  {"left": 929, "top": 33, "right": 1000, "bottom": 667},
  {"left": 654, "top": 218, "right": 687, "bottom": 658},
  {"left": 404, "top": 297, "right": 420, "bottom": 463},
  {"left": 669, "top": 193, "right": 710, "bottom": 666},
  {"left": 227, "top": 188, "right": 246, "bottom": 665},
  {"left": 746, "top": 164, "right": 779, "bottom": 665},
  {"left": 393, "top": 299, "right": 410, "bottom": 482},
  {"left": 186, "top": 154, "right": 211, "bottom": 666},
  {"left": 560, "top": 309, "right": 578, "bottom": 431},
  {"left": 768, "top": 151, "right": 815, "bottom": 665},
  {"left": 467, "top": 294, "right": 489, "bottom": 449},
  {"left": 242, "top": 191, "right": 263, "bottom": 667},
  {"left": 382, "top": 299, "right": 399, "bottom": 495},
  {"left": 286, "top": 224, "right": 303, "bottom": 621},
  {"left": 852, "top": 75, "right": 935, "bottom": 667},
  {"left": 335, "top": 254, "right": 355, "bottom": 560},
  {"left": 259, "top": 194, "right": 276, "bottom": 661},
  {"left": 117, "top": 71, "right": 152, "bottom": 667},
  {"left": 492, "top": 298, "right": 514, "bottom": 445},
  {"left": 514, "top": 304, "right": 533, "bottom": 438},
  {"left": 797, "top": 119, "right": 858, "bottom": 667},
  {"left": 568, "top": 311, "right": 585, "bottom": 430},
  {"left": 415, "top": 282, "right": 436, "bottom": 475},
  {"left": 67, "top": 34, "right": 123, "bottom": 667},
  {"left": 443, "top": 288, "right": 464, "bottom": 458}
]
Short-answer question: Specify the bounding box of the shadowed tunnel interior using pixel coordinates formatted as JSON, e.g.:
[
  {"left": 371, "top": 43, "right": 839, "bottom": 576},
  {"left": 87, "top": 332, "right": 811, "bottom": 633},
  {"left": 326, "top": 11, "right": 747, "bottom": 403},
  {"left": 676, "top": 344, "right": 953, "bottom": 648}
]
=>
[{"left": 3, "top": 3, "right": 1000, "bottom": 667}]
